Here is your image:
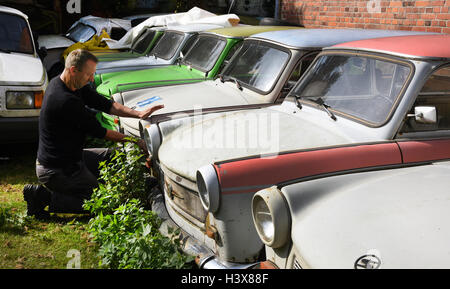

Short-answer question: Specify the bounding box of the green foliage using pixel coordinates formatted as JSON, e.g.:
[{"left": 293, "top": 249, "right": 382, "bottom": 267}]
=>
[
  {"left": 0, "top": 205, "right": 30, "bottom": 230},
  {"left": 83, "top": 144, "right": 194, "bottom": 269}
]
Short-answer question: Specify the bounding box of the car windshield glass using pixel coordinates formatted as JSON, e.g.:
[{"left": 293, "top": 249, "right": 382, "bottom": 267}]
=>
[
  {"left": 131, "top": 29, "right": 156, "bottom": 54},
  {"left": 66, "top": 23, "right": 95, "bottom": 43},
  {"left": 221, "top": 41, "right": 289, "bottom": 93},
  {"left": 182, "top": 36, "right": 226, "bottom": 72},
  {"left": 150, "top": 31, "right": 184, "bottom": 60},
  {"left": 0, "top": 12, "right": 33, "bottom": 54},
  {"left": 292, "top": 54, "right": 411, "bottom": 124}
]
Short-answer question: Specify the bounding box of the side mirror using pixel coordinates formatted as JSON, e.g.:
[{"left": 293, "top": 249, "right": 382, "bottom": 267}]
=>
[{"left": 407, "top": 106, "right": 437, "bottom": 124}]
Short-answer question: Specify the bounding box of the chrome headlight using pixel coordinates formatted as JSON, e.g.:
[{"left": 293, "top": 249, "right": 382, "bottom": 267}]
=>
[
  {"left": 252, "top": 186, "right": 291, "bottom": 248},
  {"left": 6, "top": 91, "right": 43, "bottom": 109},
  {"left": 196, "top": 164, "right": 220, "bottom": 213},
  {"left": 142, "top": 121, "right": 161, "bottom": 158}
]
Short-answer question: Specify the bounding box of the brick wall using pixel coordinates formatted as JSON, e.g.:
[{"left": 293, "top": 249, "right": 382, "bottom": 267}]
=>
[{"left": 281, "top": 0, "right": 450, "bottom": 33}]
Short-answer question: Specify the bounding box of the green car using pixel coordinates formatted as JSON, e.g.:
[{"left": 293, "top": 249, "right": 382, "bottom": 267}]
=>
[
  {"left": 96, "top": 25, "right": 298, "bottom": 97},
  {"left": 93, "top": 26, "right": 165, "bottom": 62}
]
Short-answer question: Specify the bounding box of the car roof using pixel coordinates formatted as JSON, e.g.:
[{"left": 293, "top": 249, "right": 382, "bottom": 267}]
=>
[
  {"left": 204, "top": 25, "right": 299, "bottom": 38},
  {"left": 166, "top": 23, "right": 225, "bottom": 33},
  {"left": 248, "top": 28, "right": 435, "bottom": 50},
  {"left": 0, "top": 5, "right": 28, "bottom": 19},
  {"left": 328, "top": 34, "right": 450, "bottom": 60},
  {"left": 78, "top": 15, "right": 131, "bottom": 31}
]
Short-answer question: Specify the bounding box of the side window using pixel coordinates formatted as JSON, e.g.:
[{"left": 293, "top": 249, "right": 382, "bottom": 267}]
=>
[
  {"left": 401, "top": 65, "right": 450, "bottom": 132},
  {"left": 289, "top": 52, "right": 318, "bottom": 84},
  {"left": 282, "top": 53, "right": 319, "bottom": 98},
  {"left": 218, "top": 41, "right": 243, "bottom": 74},
  {"left": 181, "top": 35, "right": 198, "bottom": 57}
]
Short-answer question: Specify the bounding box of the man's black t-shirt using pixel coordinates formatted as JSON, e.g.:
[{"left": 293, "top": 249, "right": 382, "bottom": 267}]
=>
[{"left": 37, "top": 77, "right": 113, "bottom": 169}]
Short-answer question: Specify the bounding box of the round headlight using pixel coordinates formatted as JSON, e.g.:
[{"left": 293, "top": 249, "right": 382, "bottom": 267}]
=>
[
  {"left": 252, "top": 187, "right": 291, "bottom": 248},
  {"left": 142, "top": 123, "right": 161, "bottom": 158},
  {"left": 253, "top": 195, "right": 274, "bottom": 243},
  {"left": 196, "top": 165, "right": 220, "bottom": 213}
]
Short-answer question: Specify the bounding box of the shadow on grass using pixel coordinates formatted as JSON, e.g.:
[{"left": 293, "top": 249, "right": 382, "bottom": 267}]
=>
[
  {"left": 0, "top": 142, "right": 39, "bottom": 186},
  {"left": 0, "top": 225, "right": 27, "bottom": 236}
]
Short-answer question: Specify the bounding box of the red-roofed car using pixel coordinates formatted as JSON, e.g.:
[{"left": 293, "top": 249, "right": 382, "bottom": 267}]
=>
[
  {"left": 247, "top": 34, "right": 450, "bottom": 268},
  {"left": 150, "top": 34, "right": 450, "bottom": 268}
]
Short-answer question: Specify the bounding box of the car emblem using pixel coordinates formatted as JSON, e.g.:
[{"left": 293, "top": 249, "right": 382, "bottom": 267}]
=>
[{"left": 354, "top": 254, "right": 381, "bottom": 269}]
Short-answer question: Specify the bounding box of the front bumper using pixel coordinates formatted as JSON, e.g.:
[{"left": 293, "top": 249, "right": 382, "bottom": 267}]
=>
[
  {"left": 150, "top": 185, "right": 257, "bottom": 269},
  {"left": 0, "top": 116, "right": 39, "bottom": 143}
]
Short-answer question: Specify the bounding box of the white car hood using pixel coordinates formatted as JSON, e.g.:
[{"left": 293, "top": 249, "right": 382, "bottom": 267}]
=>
[
  {"left": 283, "top": 161, "right": 450, "bottom": 268},
  {"left": 37, "top": 34, "right": 75, "bottom": 50},
  {"left": 0, "top": 53, "right": 45, "bottom": 85},
  {"left": 120, "top": 80, "right": 251, "bottom": 133},
  {"left": 159, "top": 102, "right": 362, "bottom": 181}
]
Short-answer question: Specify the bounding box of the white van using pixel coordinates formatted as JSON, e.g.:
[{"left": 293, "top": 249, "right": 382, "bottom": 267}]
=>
[{"left": 0, "top": 5, "right": 48, "bottom": 143}]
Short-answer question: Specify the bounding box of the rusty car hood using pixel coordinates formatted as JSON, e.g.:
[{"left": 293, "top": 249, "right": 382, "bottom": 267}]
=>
[{"left": 158, "top": 101, "right": 373, "bottom": 181}]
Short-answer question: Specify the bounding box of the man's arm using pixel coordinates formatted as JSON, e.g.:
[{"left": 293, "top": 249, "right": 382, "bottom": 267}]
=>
[
  {"left": 109, "top": 101, "right": 164, "bottom": 119},
  {"left": 104, "top": 129, "right": 147, "bottom": 153}
]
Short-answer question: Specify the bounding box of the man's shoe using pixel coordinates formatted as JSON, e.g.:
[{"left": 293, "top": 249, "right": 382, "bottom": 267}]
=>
[{"left": 23, "top": 184, "right": 51, "bottom": 220}]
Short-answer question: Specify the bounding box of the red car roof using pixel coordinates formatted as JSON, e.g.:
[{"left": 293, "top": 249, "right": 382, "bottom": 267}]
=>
[{"left": 330, "top": 34, "right": 450, "bottom": 59}]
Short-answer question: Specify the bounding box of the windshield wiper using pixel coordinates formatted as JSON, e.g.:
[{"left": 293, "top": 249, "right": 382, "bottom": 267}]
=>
[
  {"left": 0, "top": 48, "right": 11, "bottom": 54},
  {"left": 313, "top": 97, "right": 337, "bottom": 121},
  {"left": 219, "top": 75, "right": 242, "bottom": 91}
]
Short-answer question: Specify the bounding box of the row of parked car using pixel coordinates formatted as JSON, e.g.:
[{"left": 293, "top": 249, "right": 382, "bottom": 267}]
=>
[
  {"left": 2, "top": 4, "right": 450, "bottom": 269},
  {"left": 91, "top": 14, "right": 450, "bottom": 269}
]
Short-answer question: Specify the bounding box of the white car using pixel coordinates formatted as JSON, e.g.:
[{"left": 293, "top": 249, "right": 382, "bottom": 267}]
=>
[
  {"left": 252, "top": 160, "right": 450, "bottom": 269},
  {"left": 0, "top": 5, "right": 48, "bottom": 143},
  {"left": 140, "top": 30, "right": 439, "bottom": 269},
  {"left": 37, "top": 15, "right": 131, "bottom": 79}
]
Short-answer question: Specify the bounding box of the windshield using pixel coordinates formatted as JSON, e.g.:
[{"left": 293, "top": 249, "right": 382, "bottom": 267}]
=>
[
  {"left": 221, "top": 41, "right": 290, "bottom": 93},
  {"left": 292, "top": 54, "right": 411, "bottom": 125},
  {"left": 66, "top": 22, "right": 95, "bottom": 43},
  {"left": 0, "top": 12, "right": 33, "bottom": 54},
  {"left": 131, "top": 29, "right": 156, "bottom": 54},
  {"left": 182, "top": 36, "right": 226, "bottom": 72},
  {"left": 150, "top": 31, "right": 184, "bottom": 60}
]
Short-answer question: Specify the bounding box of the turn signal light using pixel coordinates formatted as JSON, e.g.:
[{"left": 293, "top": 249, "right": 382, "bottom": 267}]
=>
[{"left": 34, "top": 91, "right": 44, "bottom": 108}]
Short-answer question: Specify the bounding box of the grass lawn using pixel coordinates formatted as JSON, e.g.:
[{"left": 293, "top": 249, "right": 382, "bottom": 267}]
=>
[{"left": 0, "top": 143, "right": 100, "bottom": 269}]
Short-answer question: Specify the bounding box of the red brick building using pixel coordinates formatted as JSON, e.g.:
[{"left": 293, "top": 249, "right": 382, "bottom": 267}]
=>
[{"left": 281, "top": 0, "right": 450, "bottom": 33}]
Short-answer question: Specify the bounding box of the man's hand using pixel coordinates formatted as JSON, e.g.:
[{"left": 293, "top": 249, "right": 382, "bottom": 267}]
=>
[
  {"left": 104, "top": 130, "right": 149, "bottom": 156},
  {"left": 138, "top": 104, "right": 165, "bottom": 119},
  {"left": 110, "top": 102, "right": 164, "bottom": 119},
  {"left": 137, "top": 139, "right": 149, "bottom": 156}
]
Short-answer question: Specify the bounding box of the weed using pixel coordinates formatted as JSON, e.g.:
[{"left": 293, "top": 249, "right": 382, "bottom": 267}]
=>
[{"left": 84, "top": 144, "right": 194, "bottom": 269}]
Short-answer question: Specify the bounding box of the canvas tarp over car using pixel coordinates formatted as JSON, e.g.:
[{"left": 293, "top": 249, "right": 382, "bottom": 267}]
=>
[{"left": 104, "top": 7, "right": 240, "bottom": 49}]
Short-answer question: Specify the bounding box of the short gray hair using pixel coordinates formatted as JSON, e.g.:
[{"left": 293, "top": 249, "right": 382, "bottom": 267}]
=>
[{"left": 65, "top": 49, "right": 98, "bottom": 71}]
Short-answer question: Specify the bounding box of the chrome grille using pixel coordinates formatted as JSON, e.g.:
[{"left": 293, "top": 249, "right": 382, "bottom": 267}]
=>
[{"left": 164, "top": 174, "right": 208, "bottom": 223}]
